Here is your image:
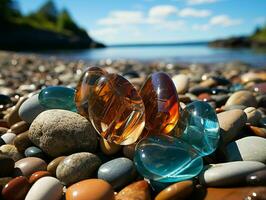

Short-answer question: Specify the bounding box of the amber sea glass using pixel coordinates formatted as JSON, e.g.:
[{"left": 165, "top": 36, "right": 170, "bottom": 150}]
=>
[
  {"left": 140, "top": 72, "right": 180, "bottom": 135},
  {"left": 75, "top": 67, "right": 145, "bottom": 145}
]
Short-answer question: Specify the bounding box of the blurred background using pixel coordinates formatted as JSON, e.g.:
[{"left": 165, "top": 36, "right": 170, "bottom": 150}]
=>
[{"left": 1, "top": 0, "right": 266, "bottom": 66}]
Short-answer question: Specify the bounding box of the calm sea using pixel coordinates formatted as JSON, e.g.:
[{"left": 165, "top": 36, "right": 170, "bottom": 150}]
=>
[{"left": 40, "top": 43, "right": 266, "bottom": 67}]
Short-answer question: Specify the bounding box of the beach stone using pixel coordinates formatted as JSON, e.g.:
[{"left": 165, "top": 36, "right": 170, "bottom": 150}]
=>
[
  {"left": 0, "top": 94, "right": 11, "bottom": 105},
  {"left": 260, "top": 117, "right": 266, "bottom": 128},
  {"left": 47, "top": 156, "right": 66, "bottom": 176},
  {"left": 18, "top": 94, "right": 47, "bottom": 123},
  {"left": 10, "top": 121, "right": 29, "bottom": 134},
  {"left": 25, "top": 177, "right": 63, "bottom": 200},
  {"left": 225, "top": 90, "right": 257, "bottom": 107},
  {"left": 0, "top": 144, "right": 23, "bottom": 161},
  {"left": 65, "top": 179, "right": 115, "bottom": 200},
  {"left": 0, "top": 177, "right": 12, "bottom": 188},
  {"left": 2, "top": 176, "right": 31, "bottom": 200},
  {"left": 29, "top": 171, "right": 51, "bottom": 184},
  {"left": 199, "top": 79, "right": 217, "bottom": 88},
  {"left": 0, "top": 127, "right": 8, "bottom": 135},
  {"left": 56, "top": 152, "right": 101, "bottom": 186},
  {"left": 254, "top": 83, "right": 266, "bottom": 94},
  {"left": 0, "top": 154, "right": 14, "bottom": 177},
  {"left": 189, "top": 86, "right": 211, "bottom": 95},
  {"left": 116, "top": 180, "right": 151, "bottom": 200},
  {"left": 28, "top": 109, "right": 98, "bottom": 157},
  {"left": 13, "top": 131, "right": 33, "bottom": 152},
  {"left": 0, "top": 120, "right": 9, "bottom": 128},
  {"left": 0, "top": 137, "right": 5, "bottom": 146},
  {"left": 1, "top": 132, "right": 16, "bottom": 144},
  {"left": 14, "top": 157, "right": 47, "bottom": 177},
  {"left": 226, "top": 136, "right": 266, "bottom": 163},
  {"left": 223, "top": 104, "right": 247, "bottom": 111},
  {"left": 241, "top": 72, "right": 265, "bottom": 83},
  {"left": 246, "top": 168, "right": 266, "bottom": 186},
  {"left": 123, "top": 143, "right": 136, "bottom": 160},
  {"left": 172, "top": 74, "right": 189, "bottom": 94},
  {"left": 217, "top": 109, "right": 247, "bottom": 144},
  {"left": 244, "top": 107, "right": 262, "bottom": 126},
  {"left": 257, "top": 94, "right": 266, "bottom": 107},
  {"left": 98, "top": 157, "right": 136, "bottom": 189},
  {"left": 249, "top": 126, "right": 266, "bottom": 138},
  {"left": 155, "top": 180, "right": 193, "bottom": 200},
  {"left": 199, "top": 161, "right": 266, "bottom": 187},
  {"left": 24, "top": 146, "right": 45, "bottom": 158},
  {"left": 100, "top": 138, "right": 121, "bottom": 155}
]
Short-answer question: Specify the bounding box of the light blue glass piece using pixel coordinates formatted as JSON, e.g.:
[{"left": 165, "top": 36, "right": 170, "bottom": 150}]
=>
[
  {"left": 229, "top": 83, "right": 244, "bottom": 92},
  {"left": 39, "top": 86, "right": 77, "bottom": 112},
  {"left": 134, "top": 135, "right": 203, "bottom": 183},
  {"left": 176, "top": 101, "right": 220, "bottom": 156}
]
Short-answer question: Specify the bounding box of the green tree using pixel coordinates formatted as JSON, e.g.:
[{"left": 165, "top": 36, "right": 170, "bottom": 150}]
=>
[{"left": 0, "top": 0, "right": 21, "bottom": 23}]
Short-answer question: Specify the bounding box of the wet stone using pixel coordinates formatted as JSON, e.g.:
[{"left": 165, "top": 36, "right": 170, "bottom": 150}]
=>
[
  {"left": 0, "top": 94, "right": 12, "bottom": 106},
  {"left": 24, "top": 146, "right": 45, "bottom": 158},
  {"left": 134, "top": 135, "right": 203, "bottom": 183},
  {"left": 246, "top": 168, "right": 266, "bottom": 186},
  {"left": 39, "top": 86, "right": 77, "bottom": 112},
  {"left": 47, "top": 156, "right": 66, "bottom": 176},
  {"left": 140, "top": 72, "right": 180, "bottom": 135},
  {"left": 76, "top": 67, "right": 145, "bottom": 145}
]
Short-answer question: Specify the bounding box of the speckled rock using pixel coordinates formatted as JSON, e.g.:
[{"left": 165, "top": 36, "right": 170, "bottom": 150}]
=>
[
  {"left": 225, "top": 90, "right": 257, "bottom": 107},
  {"left": 226, "top": 136, "right": 266, "bottom": 163},
  {"left": 56, "top": 152, "right": 101, "bottom": 186},
  {"left": 0, "top": 144, "right": 23, "bottom": 161},
  {"left": 29, "top": 109, "right": 98, "bottom": 157},
  {"left": 98, "top": 157, "right": 136, "bottom": 189},
  {"left": 200, "top": 161, "right": 265, "bottom": 187}
]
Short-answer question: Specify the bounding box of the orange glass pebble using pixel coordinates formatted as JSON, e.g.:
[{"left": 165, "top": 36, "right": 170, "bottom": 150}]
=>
[
  {"left": 75, "top": 67, "right": 145, "bottom": 145},
  {"left": 140, "top": 72, "right": 180, "bottom": 135}
]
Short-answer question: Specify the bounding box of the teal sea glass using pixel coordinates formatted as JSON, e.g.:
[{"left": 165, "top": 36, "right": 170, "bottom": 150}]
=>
[
  {"left": 39, "top": 86, "right": 77, "bottom": 112},
  {"left": 175, "top": 101, "right": 220, "bottom": 156},
  {"left": 134, "top": 135, "right": 203, "bottom": 183}
]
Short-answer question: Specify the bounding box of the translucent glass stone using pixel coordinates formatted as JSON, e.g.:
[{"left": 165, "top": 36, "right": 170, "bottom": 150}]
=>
[
  {"left": 134, "top": 135, "right": 203, "bottom": 183},
  {"left": 75, "top": 67, "right": 145, "bottom": 145},
  {"left": 174, "top": 101, "right": 220, "bottom": 156},
  {"left": 39, "top": 86, "right": 76, "bottom": 112},
  {"left": 139, "top": 72, "right": 180, "bottom": 135}
]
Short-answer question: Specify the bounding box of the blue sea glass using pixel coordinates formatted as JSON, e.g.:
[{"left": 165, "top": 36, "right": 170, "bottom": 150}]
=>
[
  {"left": 174, "top": 101, "right": 220, "bottom": 156},
  {"left": 229, "top": 83, "right": 244, "bottom": 92},
  {"left": 134, "top": 135, "right": 203, "bottom": 183},
  {"left": 39, "top": 86, "right": 77, "bottom": 112}
]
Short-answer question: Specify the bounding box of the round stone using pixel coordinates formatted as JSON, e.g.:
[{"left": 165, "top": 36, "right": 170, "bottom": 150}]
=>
[
  {"left": 28, "top": 109, "right": 98, "bottom": 157},
  {"left": 29, "top": 171, "right": 51, "bottom": 184},
  {"left": 47, "top": 156, "right": 66, "bottom": 176},
  {"left": 244, "top": 107, "right": 262, "bottom": 126},
  {"left": 172, "top": 74, "right": 189, "bottom": 94},
  {"left": 98, "top": 157, "right": 136, "bottom": 189},
  {"left": 246, "top": 168, "right": 266, "bottom": 186},
  {"left": 56, "top": 152, "right": 101, "bottom": 186},
  {"left": 24, "top": 146, "right": 45, "bottom": 158},
  {"left": 25, "top": 177, "right": 63, "bottom": 200},
  {"left": 10, "top": 121, "right": 29, "bottom": 135},
  {"left": 39, "top": 86, "right": 77, "bottom": 112},
  {"left": 116, "top": 180, "right": 151, "bottom": 200},
  {"left": 155, "top": 180, "right": 193, "bottom": 200},
  {"left": 199, "top": 161, "right": 266, "bottom": 187},
  {"left": 0, "top": 154, "right": 15, "bottom": 177},
  {"left": 225, "top": 90, "right": 257, "bottom": 107},
  {"left": 226, "top": 136, "right": 266, "bottom": 163},
  {"left": 1, "top": 132, "right": 16, "bottom": 144},
  {"left": 65, "top": 179, "right": 115, "bottom": 200},
  {"left": 18, "top": 94, "right": 47, "bottom": 124},
  {"left": 14, "top": 157, "right": 47, "bottom": 177},
  {"left": 174, "top": 101, "right": 220, "bottom": 156},
  {"left": 249, "top": 126, "right": 266, "bottom": 138},
  {"left": 134, "top": 135, "right": 203, "bottom": 183},
  {"left": 0, "top": 94, "right": 12, "bottom": 105},
  {"left": 0, "top": 144, "right": 23, "bottom": 161},
  {"left": 0, "top": 127, "right": 8, "bottom": 135},
  {"left": 2, "top": 176, "right": 31, "bottom": 200},
  {"left": 13, "top": 131, "right": 33, "bottom": 152}
]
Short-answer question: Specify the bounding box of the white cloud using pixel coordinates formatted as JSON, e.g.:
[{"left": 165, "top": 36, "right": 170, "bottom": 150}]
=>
[
  {"left": 148, "top": 5, "right": 178, "bottom": 18},
  {"left": 179, "top": 8, "right": 211, "bottom": 18},
  {"left": 254, "top": 17, "right": 266, "bottom": 25},
  {"left": 192, "top": 24, "right": 210, "bottom": 31},
  {"left": 90, "top": 28, "right": 118, "bottom": 36},
  {"left": 187, "top": 0, "right": 218, "bottom": 5},
  {"left": 97, "top": 11, "right": 144, "bottom": 26},
  {"left": 210, "top": 15, "right": 242, "bottom": 26}
]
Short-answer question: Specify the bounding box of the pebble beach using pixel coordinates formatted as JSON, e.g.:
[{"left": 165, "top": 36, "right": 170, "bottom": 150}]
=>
[{"left": 0, "top": 50, "right": 266, "bottom": 200}]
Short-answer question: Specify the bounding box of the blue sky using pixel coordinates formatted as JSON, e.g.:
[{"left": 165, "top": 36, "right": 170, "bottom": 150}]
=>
[{"left": 19, "top": 0, "right": 266, "bottom": 45}]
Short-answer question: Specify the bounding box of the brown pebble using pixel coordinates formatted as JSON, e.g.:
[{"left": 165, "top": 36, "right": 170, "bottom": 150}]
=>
[
  {"left": 14, "top": 157, "right": 47, "bottom": 177},
  {"left": 116, "top": 180, "right": 151, "bottom": 200},
  {"left": 1, "top": 176, "right": 31, "bottom": 200},
  {"left": 13, "top": 131, "right": 33, "bottom": 152},
  {"left": 123, "top": 143, "right": 136, "bottom": 160},
  {"left": 47, "top": 156, "right": 66, "bottom": 176},
  {"left": 100, "top": 138, "right": 121, "bottom": 155},
  {"left": 0, "top": 177, "right": 12, "bottom": 188},
  {"left": 249, "top": 125, "right": 266, "bottom": 138},
  {"left": 155, "top": 180, "right": 193, "bottom": 200},
  {"left": 10, "top": 121, "right": 29, "bottom": 135},
  {"left": 0, "top": 127, "right": 8, "bottom": 135},
  {"left": 29, "top": 171, "right": 51, "bottom": 184},
  {"left": 0, "top": 120, "right": 9, "bottom": 128}
]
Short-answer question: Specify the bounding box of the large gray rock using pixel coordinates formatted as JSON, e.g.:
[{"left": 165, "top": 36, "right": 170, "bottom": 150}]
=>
[
  {"left": 56, "top": 152, "right": 101, "bottom": 186},
  {"left": 226, "top": 136, "right": 266, "bottom": 163},
  {"left": 217, "top": 109, "right": 247, "bottom": 144},
  {"left": 29, "top": 109, "right": 98, "bottom": 157},
  {"left": 199, "top": 161, "right": 265, "bottom": 187}
]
